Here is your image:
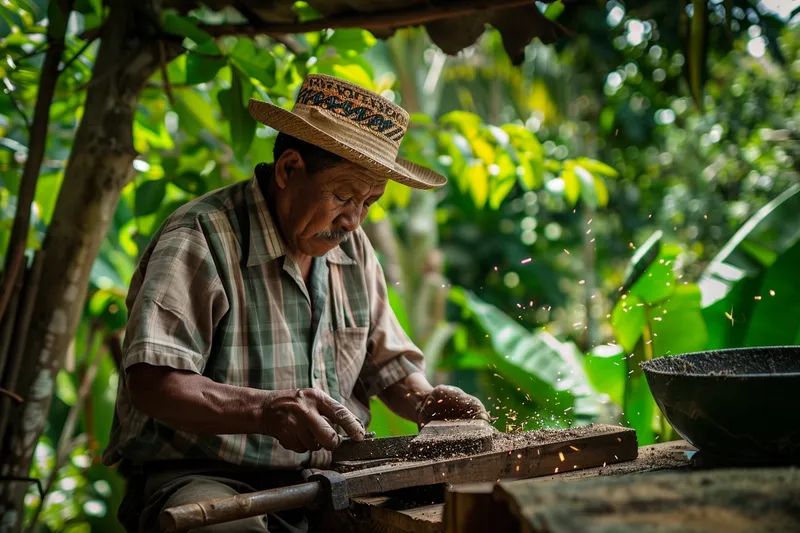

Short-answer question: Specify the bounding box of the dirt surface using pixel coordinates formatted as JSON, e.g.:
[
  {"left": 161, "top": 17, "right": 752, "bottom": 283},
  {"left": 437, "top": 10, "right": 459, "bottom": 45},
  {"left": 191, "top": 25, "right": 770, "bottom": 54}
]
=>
[
  {"left": 335, "top": 424, "right": 632, "bottom": 472},
  {"left": 641, "top": 346, "right": 800, "bottom": 376},
  {"left": 498, "top": 467, "right": 800, "bottom": 533},
  {"left": 492, "top": 424, "right": 616, "bottom": 453}
]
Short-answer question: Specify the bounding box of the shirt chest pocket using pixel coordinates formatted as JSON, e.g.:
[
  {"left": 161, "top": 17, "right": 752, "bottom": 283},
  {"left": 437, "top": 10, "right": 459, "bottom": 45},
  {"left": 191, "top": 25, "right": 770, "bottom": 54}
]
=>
[{"left": 334, "top": 326, "right": 368, "bottom": 399}]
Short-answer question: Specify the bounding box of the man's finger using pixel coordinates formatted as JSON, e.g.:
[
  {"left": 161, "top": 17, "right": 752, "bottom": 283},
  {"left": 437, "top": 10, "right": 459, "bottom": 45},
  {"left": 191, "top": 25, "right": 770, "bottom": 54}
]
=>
[
  {"left": 317, "top": 396, "right": 365, "bottom": 441},
  {"left": 305, "top": 411, "right": 341, "bottom": 451},
  {"left": 297, "top": 426, "right": 322, "bottom": 452}
]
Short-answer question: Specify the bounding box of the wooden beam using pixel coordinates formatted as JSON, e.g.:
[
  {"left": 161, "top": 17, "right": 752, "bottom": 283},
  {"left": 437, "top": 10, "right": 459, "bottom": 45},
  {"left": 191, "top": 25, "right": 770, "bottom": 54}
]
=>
[
  {"left": 199, "top": 0, "right": 542, "bottom": 36},
  {"left": 352, "top": 496, "right": 444, "bottom": 533},
  {"left": 343, "top": 425, "right": 637, "bottom": 495}
]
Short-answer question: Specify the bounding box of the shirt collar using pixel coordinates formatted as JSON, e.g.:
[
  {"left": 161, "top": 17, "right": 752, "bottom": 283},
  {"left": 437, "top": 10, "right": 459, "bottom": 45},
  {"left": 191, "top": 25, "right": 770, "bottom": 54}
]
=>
[{"left": 244, "top": 176, "right": 357, "bottom": 267}]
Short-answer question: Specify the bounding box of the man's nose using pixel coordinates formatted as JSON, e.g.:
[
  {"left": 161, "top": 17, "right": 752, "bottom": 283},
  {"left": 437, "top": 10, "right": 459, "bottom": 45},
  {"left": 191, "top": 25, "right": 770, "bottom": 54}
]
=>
[{"left": 337, "top": 204, "right": 362, "bottom": 233}]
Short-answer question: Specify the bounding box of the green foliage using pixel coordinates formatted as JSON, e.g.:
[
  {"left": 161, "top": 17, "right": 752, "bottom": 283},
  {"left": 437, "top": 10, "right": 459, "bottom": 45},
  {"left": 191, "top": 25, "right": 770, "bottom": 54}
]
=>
[
  {"left": 447, "top": 288, "right": 603, "bottom": 428},
  {"left": 1, "top": 3, "right": 798, "bottom": 531}
]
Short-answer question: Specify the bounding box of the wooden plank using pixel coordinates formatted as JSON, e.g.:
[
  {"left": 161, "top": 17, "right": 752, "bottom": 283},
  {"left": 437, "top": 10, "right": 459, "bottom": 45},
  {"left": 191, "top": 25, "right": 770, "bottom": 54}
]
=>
[
  {"left": 524, "top": 439, "right": 694, "bottom": 484},
  {"left": 343, "top": 424, "right": 637, "bottom": 496},
  {"left": 334, "top": 420, "right": 495, "bottom": 464},
  {"left": 495, "top": 468, "right": 800, "bottom": 533},
  {"left": 443, "top": 483, "right": 518, "bottom": 533},
  {"left": 350, "top": 490, "right": 444, "bottom": 533}
]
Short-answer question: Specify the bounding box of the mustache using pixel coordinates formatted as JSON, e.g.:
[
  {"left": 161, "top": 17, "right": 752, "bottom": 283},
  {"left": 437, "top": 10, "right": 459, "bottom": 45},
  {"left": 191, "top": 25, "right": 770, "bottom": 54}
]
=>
[{"left": 315, "top": 230, "right": 351, "bottom": 241}]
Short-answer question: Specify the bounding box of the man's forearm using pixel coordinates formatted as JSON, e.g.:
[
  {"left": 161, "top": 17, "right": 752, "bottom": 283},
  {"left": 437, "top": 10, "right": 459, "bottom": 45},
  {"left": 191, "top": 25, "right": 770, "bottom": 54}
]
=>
[
  {"left": 377, "top": 371, "right": 434, "bottom": 423},
  {"left": 128, "top": 363, "right": 269, "bottom": 436}
]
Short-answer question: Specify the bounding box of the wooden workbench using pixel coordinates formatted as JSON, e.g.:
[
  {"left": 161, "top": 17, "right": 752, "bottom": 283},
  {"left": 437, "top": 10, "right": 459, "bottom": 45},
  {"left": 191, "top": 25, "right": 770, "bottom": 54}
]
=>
[{"left": 327, "top": 440, "right": 696, "bottom": 533}]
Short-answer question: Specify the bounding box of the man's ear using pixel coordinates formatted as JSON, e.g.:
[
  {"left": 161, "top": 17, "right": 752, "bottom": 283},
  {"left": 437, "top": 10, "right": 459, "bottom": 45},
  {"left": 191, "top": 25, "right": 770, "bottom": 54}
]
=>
[{"left": 274, "top": 149, "right": 306, "bottom": 189}]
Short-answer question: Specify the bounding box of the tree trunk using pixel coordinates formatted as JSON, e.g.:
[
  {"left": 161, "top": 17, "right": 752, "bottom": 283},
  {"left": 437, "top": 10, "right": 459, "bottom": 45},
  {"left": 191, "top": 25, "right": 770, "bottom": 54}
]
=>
[{"left": 0, "top": 1, "right": 179, "bottom": 529}]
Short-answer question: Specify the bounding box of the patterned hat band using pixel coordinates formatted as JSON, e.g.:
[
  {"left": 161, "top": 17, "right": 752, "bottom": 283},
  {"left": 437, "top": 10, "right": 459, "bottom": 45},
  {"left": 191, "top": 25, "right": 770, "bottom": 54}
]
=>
[{"left": 293, "top": 76, "right": 409, "bottom": 148}]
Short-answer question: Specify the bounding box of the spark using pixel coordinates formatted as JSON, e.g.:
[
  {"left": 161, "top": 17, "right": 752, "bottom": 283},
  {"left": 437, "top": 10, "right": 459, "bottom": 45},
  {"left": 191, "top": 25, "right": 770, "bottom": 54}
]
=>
[
  {"left": 725, "top": 307, "right": 735, "bottom": 326},
  {"left": 579, "top": 280, "right": 585, "bottom": 285},
  {"left": 569, "top": 445, "right": 580, "bottom": 451},
  {"left": 521, "top": 257, "right": 532, "bottom": 264},
  {"left": 558, "top": 452, "right": 565, "bottom": 462},
  {"left": 586, "top": 229, "right": 592, "bottom": 235},
  {"left": 629, "top": 242, "right": 636, "bottom": 249},
  {"left": 587, "top": 218, "right": 593, "bottom": 224},
  {"left": 704, "top": 214, "right": 708, "bottom": 219},
  {"left": 590, "top": 238, "right": 596, "bottom": 242},
  {"left": 770, "top": 289, "right": 776, "bottom": 296},
  {"left": 754, "top": 295, "right": 762, "bottom": 300},
  {"left": 564, "top": 249, "right": 570, "bottom": 255},
  {"left": 515, "top": 465, "right": 520, "bottom": 472},
  {"left": 554, "top": 467, "right": 559, "bottom": 473},
  {"left": 494, "top": 266, "right": 498, "bottom": 271}
]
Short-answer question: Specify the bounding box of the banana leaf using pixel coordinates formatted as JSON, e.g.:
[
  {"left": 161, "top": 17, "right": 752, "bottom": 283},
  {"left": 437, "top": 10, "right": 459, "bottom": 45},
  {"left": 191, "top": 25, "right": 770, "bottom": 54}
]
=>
[
  {"left": 700, "top": 185, "right": 800, "bottom": 349},
  {"left": 449, "top": 288, "right": 602, "bottom": 424}
]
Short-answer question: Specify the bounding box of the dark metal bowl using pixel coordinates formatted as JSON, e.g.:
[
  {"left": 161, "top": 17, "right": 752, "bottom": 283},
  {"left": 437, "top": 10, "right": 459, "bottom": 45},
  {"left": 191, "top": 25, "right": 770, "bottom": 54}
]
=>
[{"left": 641, "top": 346, "right": 800, "bottom": 463}]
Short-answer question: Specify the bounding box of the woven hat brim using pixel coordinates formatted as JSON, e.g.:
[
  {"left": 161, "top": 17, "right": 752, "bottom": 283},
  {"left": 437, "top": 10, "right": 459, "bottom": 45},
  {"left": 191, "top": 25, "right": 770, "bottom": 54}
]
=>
[{"left": 248, "top": 99, "right": 447, "bottom": 190}]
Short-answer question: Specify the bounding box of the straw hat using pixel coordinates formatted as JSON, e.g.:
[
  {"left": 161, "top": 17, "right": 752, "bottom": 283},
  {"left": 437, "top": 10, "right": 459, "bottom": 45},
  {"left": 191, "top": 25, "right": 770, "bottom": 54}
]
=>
[{"left": 248, "top": 74, "right": 447, "bottom": 190}]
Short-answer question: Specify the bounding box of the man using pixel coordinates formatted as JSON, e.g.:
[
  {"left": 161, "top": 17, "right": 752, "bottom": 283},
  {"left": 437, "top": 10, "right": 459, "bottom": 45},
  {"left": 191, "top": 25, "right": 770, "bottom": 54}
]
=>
[{"left": 103, "top": 73, "right": 489, "bottom": 532}]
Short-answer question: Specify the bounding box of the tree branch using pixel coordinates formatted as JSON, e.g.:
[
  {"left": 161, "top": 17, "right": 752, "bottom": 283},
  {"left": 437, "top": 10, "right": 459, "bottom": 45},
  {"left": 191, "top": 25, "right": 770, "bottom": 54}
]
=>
[
  {"left": 268, "top": 33, "right": 305, "bottom": 55},
  {"left": 200, "top": 0, "right": 542, "bottom": 36},
  {"left": 2, "top": 82, "right": 31, "bottom": 130},
  {"left": 59, "top": 35, "right": 99, "bottom": 74},
  {"left": 2, "top": 0, "right": 73, "bottom": 284}
]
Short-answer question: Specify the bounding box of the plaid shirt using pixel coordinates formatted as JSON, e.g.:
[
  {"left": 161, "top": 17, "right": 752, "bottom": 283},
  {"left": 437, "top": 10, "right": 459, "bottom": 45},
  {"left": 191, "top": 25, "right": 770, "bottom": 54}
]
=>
[{"left": 102, "top": 175, "right": 424, "bottom": 469}]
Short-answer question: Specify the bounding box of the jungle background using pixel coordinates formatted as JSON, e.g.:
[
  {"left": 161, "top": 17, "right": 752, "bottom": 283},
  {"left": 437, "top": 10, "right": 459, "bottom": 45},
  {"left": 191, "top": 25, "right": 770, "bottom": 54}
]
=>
[{"left": 1, "top": 0, "right": 799, "bottom": 531}]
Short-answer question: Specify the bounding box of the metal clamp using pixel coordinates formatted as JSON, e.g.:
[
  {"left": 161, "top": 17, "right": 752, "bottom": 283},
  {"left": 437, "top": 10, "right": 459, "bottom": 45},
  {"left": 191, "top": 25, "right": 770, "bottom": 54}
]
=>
[{"left": 302, "top": 468, "right": 349, "bottom": 510}]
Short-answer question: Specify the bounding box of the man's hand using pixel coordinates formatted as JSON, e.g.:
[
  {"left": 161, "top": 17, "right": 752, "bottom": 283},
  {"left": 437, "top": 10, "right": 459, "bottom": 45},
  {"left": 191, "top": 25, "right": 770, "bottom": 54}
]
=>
[
  {"left": 261, "top": 388, "right": 366, "bottom": 453},
  {"left": 416, "top": 385, "right": 490, "bottom": 427}
]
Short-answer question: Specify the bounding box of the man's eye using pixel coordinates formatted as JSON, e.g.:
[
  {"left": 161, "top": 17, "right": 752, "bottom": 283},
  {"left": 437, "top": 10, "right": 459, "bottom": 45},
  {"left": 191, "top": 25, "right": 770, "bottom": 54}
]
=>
[{"left": 334, "top": 195, "right": 349, "bottom": 203}]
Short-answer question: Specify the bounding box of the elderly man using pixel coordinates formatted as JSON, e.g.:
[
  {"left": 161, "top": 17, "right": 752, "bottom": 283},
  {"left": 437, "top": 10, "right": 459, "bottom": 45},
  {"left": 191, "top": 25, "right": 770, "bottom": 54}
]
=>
[{"left": 103, "top": 73, "right": 488, "bottom": 533}]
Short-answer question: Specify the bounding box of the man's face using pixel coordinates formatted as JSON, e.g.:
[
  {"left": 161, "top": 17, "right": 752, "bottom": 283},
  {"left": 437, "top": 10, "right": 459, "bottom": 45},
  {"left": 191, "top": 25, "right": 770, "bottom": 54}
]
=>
[{"left": 273, "top": 150, "right": 387, "bottom": 257}]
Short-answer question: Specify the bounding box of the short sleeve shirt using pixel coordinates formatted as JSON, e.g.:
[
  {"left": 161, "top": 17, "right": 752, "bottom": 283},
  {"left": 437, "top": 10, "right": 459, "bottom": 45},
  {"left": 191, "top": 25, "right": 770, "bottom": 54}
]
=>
[{"left": 102, "top": 175, "right": 424, "bottom": 469}]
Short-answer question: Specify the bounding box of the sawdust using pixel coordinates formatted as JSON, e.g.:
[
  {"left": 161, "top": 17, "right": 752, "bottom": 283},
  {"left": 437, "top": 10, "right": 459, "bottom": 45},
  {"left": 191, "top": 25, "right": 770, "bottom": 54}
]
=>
[{"left": 492, "top": 425, "right": 606, "bottom": 453}]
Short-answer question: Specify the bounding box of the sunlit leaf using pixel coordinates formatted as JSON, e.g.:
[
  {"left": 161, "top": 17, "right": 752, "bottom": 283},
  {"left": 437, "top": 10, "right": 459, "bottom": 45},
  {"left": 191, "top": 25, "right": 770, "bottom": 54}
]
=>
[
  {"left": 489, "top": 175, "right": 516, "bottom": 210},
  {"left": 312, "top": 57, "right": 374, "bottom": 90},
  {"left": 561, "top": 163, "right": 579, "bottom": 205},
  {"left": 611, "top": 293, "right": 646, "bottom": 353},
  {"left": 584, "top": 344, "right": 625, "bottom": 406},
  {"left": 465, "top": 162, "right": 489, "bottom": 209},
  {"left": 324, "top": 29, "right": 377, "bottom": 55},
  {"left": 56, "top": 371, "right": 77, "bottom": 407},
  {"left": 573, "top": 164, "right": 596, "bottom": 209},
  {"left": 574, "top": 157, "right": 618, "bottom": 178},
  {"left": 544, "top": 0, "right": 565, "bottom": 21},
  {"left": 440, "top": 110, "right": 482, "bottom": 139},
  {"left": 172, "top": 90, "right": 220, "bottom": 135},
  {"left": 230, "top": 38, "right": 276, "bottom": 87},
  {"left": 630, "top": 245, "right": 680, "bottom": 304},
  {"left": 594, "top": 175, "right": 609, "bottom": 208},
  {"left": 470, "top": 137, "right": 494, "bottom": 164},
  {"left": 383, "top": 180, "right": 411, "bottom": 209},
  {"left": 450, "top": 288, "right": 601, "bottom": 422}
]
